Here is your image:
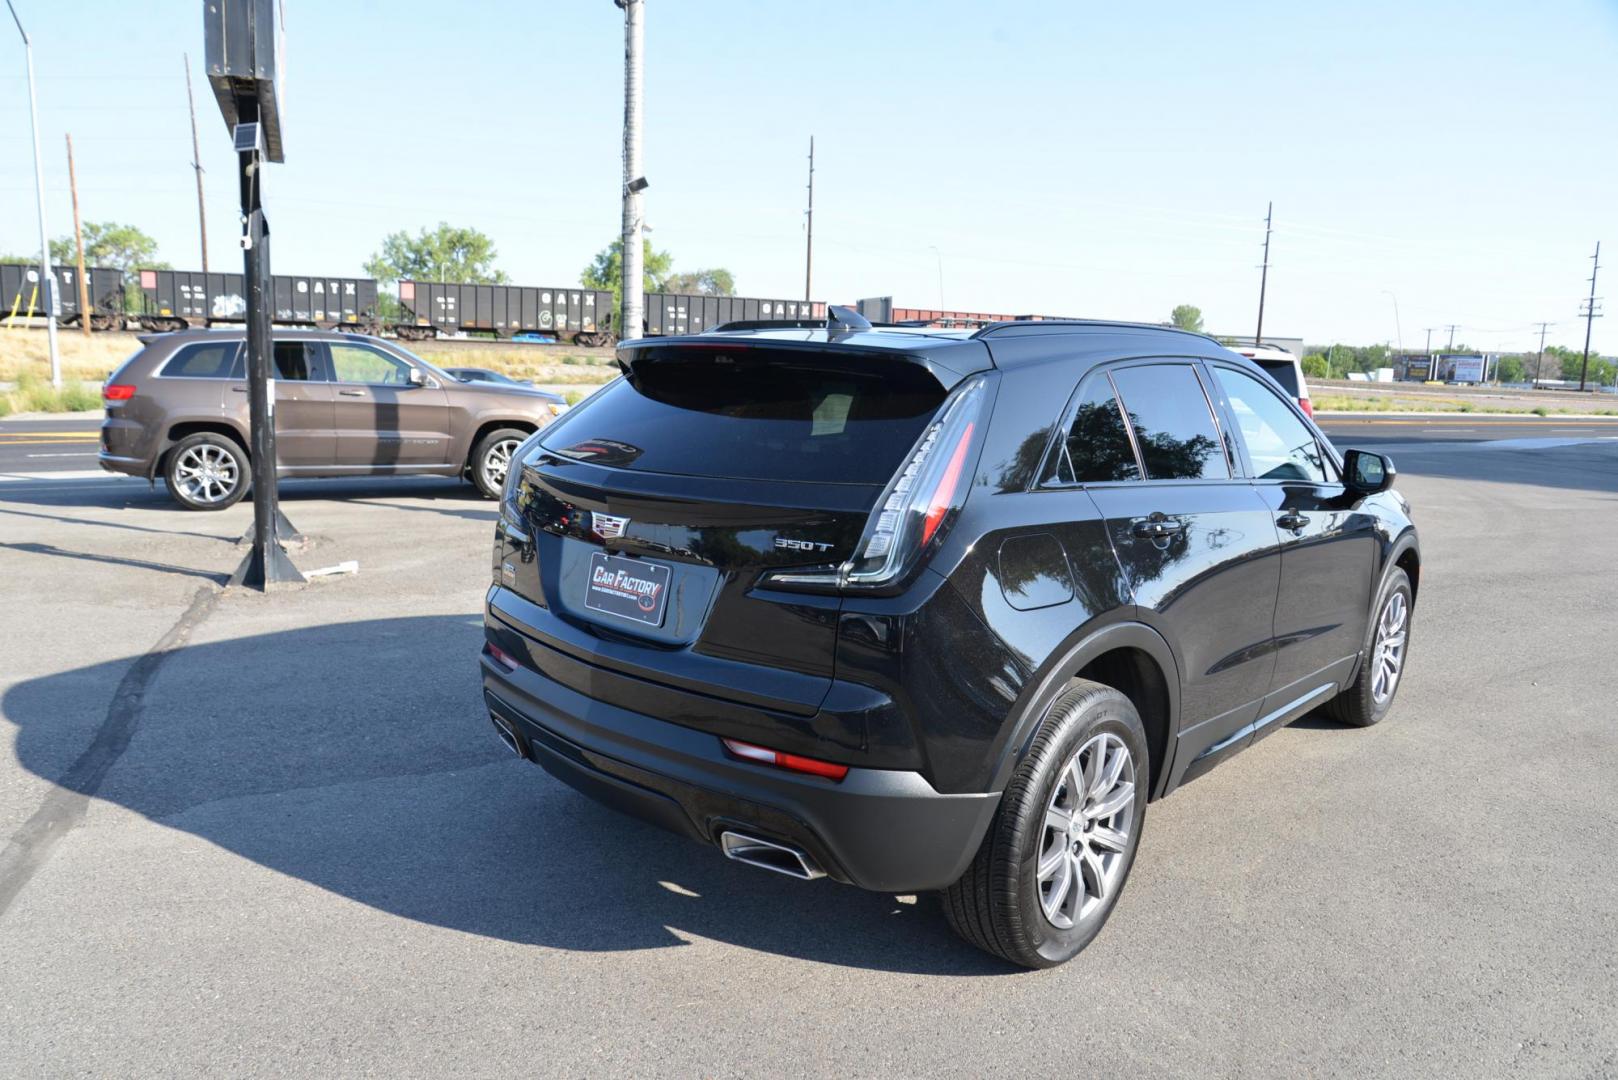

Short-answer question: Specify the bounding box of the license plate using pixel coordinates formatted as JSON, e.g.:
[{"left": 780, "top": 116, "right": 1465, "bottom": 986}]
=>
[{"left": 584, "top": 552, "right": 671, "bottom": 627}]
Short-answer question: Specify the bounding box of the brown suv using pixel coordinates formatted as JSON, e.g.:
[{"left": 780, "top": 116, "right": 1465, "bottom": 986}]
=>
[{"left": 99, "top": 329, "right": 569, "bottom": 510}]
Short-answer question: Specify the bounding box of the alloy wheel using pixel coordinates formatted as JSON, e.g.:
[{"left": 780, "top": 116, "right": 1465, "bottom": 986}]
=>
[
  {"left": 174, "top": 444, "right": 240, "bottom": 505},
  {"left": 1370, "top": 590, "right": 1408, "bottom": 705},
  {"left": 483, "top": 437, "right": 522, "bottom": 490},
  {"left": 1037, "top": 731, "right": 1136, "bottom": 930}
]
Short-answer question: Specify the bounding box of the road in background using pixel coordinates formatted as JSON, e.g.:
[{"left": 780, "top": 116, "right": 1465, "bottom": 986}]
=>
[
  {"left": 1319, "top": 414, "right": 1618, "bottom": 446},
  {"left": 0, "top": 417, "right": 102, "bottom": 474}
]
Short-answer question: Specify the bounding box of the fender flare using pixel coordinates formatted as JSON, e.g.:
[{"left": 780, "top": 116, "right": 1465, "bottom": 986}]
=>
[{"left": 987, "top": 619, "right": 1182, "bottom": 798}]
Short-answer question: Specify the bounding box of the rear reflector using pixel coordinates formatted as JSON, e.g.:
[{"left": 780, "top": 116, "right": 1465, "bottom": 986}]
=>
[
  {"left": 721, "top": 738, "right": 849, "bottom": 781},
  {"left": 103, "top": 384, "right": 135, "bottom": 401},
  {"left": 486, "top": 643, "right": 519, "bottom": 671}
]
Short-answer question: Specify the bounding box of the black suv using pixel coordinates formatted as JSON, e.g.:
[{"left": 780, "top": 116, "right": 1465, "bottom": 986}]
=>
[{"left": 480, "top": 313, "right": 1418, "bottom": 968}]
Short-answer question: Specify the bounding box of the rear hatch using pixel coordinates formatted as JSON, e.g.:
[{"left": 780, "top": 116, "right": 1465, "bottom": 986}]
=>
[{"left": 490, "top": 333, "right": 988, "bottom": 756}]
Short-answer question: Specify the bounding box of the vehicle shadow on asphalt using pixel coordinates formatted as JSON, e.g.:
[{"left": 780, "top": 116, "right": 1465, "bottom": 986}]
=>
[{"left": 2, "top": 614, "right": 1012, "bottom": 976}]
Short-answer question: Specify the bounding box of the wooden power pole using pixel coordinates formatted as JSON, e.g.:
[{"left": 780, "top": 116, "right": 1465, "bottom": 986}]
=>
[
  {"left": 65, "top": 133, "right": 90, "bottom": 336},
  {"left": 1255, "top": 201, "right": 1272, "bottom": 345},
  {"left": 184, "top": 53, "right": 209, "bottom": 273},
  {"left": 1579, "top": 241, "right": 1602, "bottom": 392}
]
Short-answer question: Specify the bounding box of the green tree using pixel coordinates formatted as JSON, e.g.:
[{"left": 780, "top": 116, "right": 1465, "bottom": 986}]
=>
[
  {"left": 1170, "top": 304, "right": 1204, "bottom": 333},
  {"left": 662, "top": 267, "right": 736, "bottom": 296},
  {"left": 364, "top": 222, "right": 508, "bottom": 287},
  {"left": 1301, "top": 352, "right": 1331, "bottom": 379},
  {"left": 1494, "top": 355, "right": 1527, "bottom": 383},
  {"left": 49, "top": 221, "right": 166, "bottom": 274},
  {"left": 581, "top": 238, "right": 675, "bottom": 313}
]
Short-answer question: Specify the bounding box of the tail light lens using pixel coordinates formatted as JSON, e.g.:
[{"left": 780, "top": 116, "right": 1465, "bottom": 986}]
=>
[
  {"left": 766, "top": 376, "right": 987, "bottom": 593},
  {"left": 721, "top": 738, "right": 849, "bottom": 781},
  {"left": 103, "top": 384, "right": 135, "bottom": 401},
  {"left": 1298, "top": 397, "right": 1313, "bottom": 417}
]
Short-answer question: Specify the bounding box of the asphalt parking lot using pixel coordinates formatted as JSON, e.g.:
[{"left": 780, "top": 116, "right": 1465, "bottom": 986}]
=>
[{"left": 2, "top": 420, "right": 1616, "bottom": 1077}]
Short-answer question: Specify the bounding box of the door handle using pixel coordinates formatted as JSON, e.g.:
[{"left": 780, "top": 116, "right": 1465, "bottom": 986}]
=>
[
  {"left": 338, "top": 389, "right": 365, "bottom": 397},
  {"left": 1131, "top": 516, "right": 1186, "bottom": 540},
  {"left": 1277, "top": 511, "right": 1311, "bottom": 531},
  {"left": 230, "top": 386, "right": 245, "bottom": 393}
]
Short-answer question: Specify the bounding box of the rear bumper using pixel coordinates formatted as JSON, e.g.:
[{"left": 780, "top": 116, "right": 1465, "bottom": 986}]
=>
[
  {"left": 98, "top": 452, "right": 147, "bottom": 476},
  {"left": 480, "top": 643, "right": 1000, "bottom": 894}
]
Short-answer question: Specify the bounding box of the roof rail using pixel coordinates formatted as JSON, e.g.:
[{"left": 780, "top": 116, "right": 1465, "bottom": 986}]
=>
[
  {"left": 971, "top": 319, "right": 1221, "bottom": 343},
  {"left": 703, "top": 317, "right": 826, "bottom": 333}
]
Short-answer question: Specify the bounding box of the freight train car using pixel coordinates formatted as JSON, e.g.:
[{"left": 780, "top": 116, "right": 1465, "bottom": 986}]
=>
[
  {"left": 136, "top": 269, "right": 379, "bottom": 333},
  {"left": 854, "top": 296, "right": 1060, "bottom": 328},
  {"left": 644, "top": 293, "right": 824, "bottom": 336},
  {"left": 394, "top": 280, "right": 616, "bottom": 346},
  {"left": 2, "top": 263, "right": 125, "bottom": 329}
]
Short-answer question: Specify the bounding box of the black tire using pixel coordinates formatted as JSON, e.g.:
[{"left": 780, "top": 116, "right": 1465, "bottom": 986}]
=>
[
  {"left": 162, "top": 432, "right": 251, "bottom": 512},
  {"left": 1323, "top": 568, "right": 1413, "bottom": 728},
  {"left": 470, "top": 427, "right": 529, "bottom": 500},
  {"left": 942, "top": 680, "right": 1150, "bottom": 969}
]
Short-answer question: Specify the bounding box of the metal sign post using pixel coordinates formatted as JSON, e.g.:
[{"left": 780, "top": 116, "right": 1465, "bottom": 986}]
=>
[{"left": 207, "top": 0, "right": 302, "bottom": 590}]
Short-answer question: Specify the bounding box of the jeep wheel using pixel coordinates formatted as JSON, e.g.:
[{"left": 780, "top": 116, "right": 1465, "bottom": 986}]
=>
[
  {"left": 164, "top": 433, "right": 251, "bottom": 511},
  {"left": 942, "top": 679, "right": 1149, "bottom": 968},
  {"left": 471, "top": 428, "right": 528, "bottom": 500}
]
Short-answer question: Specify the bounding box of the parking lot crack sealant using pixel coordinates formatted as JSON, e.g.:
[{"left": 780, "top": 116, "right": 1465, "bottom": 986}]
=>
[{"left": 0, "top": 583, "right": 220, "bottom": 918}]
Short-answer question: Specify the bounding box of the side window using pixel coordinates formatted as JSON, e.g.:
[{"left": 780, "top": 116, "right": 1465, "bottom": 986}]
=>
[
  {"left": 1212, "top": 366, "right": 1330, "bottom": 483},
  {"left": 272, "top": 342, "right": 320, "bottom": 382},
  {"left": 1108, "top": 364, "right": 1231, "bottom": 481},
  {"left": 329, "top": 343, "right": 413, "bottom": 386},
  {"left": 163, "top": 341, "right": 239, "bottom": 378},
  {"left": 1044, "top": 373, "right": 1141, "bottom": 484}
]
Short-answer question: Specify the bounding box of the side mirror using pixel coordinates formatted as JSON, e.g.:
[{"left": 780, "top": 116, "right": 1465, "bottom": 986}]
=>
[
  {"left": 1343, "top": 448, "right": 1395, "bottom": 494},
  {"left": 406, "top": 367, "right": 426, "bottom": 387}
]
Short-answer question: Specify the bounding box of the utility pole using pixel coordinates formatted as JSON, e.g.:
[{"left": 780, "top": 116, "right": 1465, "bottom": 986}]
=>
[
  {"left": 1533, "top": 321, "right": 1552, "bottom": 387},
  {"left": 1578, "top": 241, "right": 1602, "bottom": 392},
  {"left": 65, "top": 134, "right": 90, "bottom": 336},
  {"left": 1422, "top": 327, "right": 1436, "bottom": 355},
  {"left": 1444, "top": 324, "right": 1459, "bottom": 351},
  {"left": 9, "top": 0, "right": 61, "bottom": 387},
  {"left": 617, "top": 0, "right": 646, "bottom": 342},
  {"left": 803, "top": 135, "right": 814, "bottom": 303},
  {"left": 184, "top": 53, "right": 209, "bottom": 273},
  {"left": 1254, "top": 201, "right": 1272, "bottom": 345}
]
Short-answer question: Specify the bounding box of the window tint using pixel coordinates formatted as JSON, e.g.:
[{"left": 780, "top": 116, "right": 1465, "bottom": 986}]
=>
[
  {"left": 1212, "top": 366, "right": 1329, "bottom": 483},
  {"left": 540, "top": 349, "right": 945, "bottom": 484},
  {"left": 163, "top": 341, "right": 239, "bottom": 378},
  {"left": 272, "top": 342, "right": 319, "bottom": 382},
  {"left": 1108, "top": 364, "right": 1230, "bottom": 481},
  {"left": 1253, "top": 358, "right": 1300, "bottom": 397},
  {"left": 329, "top": 343, "right": 413, "bottom": 385},
  {"left": 1045, "top": 374, "right": 1140, "bottom": 484}
]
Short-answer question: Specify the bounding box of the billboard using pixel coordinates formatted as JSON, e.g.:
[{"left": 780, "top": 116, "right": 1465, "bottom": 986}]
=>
[
  {"left": 1397, "top": 354, "right": 1432, "bottom": 381},
  {"left": 1435, "top": 354, "right": 1486, "bottom": 383}
]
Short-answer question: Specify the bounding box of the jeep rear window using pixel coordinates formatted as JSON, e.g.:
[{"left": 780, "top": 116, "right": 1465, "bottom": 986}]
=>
[
  {"left": 1253, "top": 358, "right": 1300, "bottom": 397},
  {"left": 542, "top": 351, "right": 946, "bottom": 484}
]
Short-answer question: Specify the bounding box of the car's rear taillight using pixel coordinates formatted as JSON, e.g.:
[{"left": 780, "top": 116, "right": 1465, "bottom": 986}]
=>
[
  {"left": 1298, "top": 397, "right": 1313, "bottom": 417},
  {"left": 103, "top": 384, "right": 135, "bottom": 401},
  {"left": 765, "top": 376, "right": 987, "bottom": 593},
  {"left": 721, "top": 738, "right": 849, "bottom": 781}
]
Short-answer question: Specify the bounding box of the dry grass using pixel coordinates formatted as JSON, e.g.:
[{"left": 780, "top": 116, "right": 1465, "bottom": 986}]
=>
[
  {"left": 0, "top": 329, "right": 139, "bottom": 382},
  {"left": 1314, "top": 393, "right": 1618, "bottom": 416}
]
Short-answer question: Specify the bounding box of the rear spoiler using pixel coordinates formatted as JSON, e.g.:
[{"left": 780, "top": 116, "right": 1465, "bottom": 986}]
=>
[{"left": 616, "top": 336, "right": 993, "bottom": 392}]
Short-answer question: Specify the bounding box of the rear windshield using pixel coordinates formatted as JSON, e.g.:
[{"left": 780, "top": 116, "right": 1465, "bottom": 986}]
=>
[
  {"left": 540, "top": 350, "right": 945, "bottom": 484},
  {"left": 1253, "top": 358, "right": 1300, "bottom": 396}
]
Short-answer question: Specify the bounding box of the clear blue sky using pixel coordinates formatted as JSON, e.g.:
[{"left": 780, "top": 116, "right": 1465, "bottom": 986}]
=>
[{"left": 3, "top": 0, "right": 1615, "bottom": 354}]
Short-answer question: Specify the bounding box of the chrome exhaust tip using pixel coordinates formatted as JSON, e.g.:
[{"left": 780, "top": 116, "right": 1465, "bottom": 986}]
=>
[
  {"left": 489, "top": 713, "right": 524, "bottom": 759},
  {"left": 719, "top": 830, "right": 825, "bottom": 881}
]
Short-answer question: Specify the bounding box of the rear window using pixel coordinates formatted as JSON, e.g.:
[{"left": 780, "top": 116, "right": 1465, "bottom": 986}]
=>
[
  {"left": 1253, "top": 358, "right": 1300, "bottom": 396},
  {"left": 541, "top": 350, "right": 946, "bottom": 484}
]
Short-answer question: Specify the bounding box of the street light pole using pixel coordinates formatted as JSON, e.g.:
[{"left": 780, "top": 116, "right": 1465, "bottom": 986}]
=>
[
  {"left": 929, "top": 245, "right": 945, "bottom": 310},
  {"left": 8, "top": 0, "right": 61, "bottom": 388},
  {"left": 1382, "top": 289, "right": 1403, "bottom": 353}
]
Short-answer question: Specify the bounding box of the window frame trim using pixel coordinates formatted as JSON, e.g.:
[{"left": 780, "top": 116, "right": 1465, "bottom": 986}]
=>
[{"left": 1203, "top": 358, "right": 1343, "bottom": 485}]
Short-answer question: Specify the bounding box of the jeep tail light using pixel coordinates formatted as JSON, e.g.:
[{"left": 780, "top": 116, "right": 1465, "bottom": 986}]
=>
[
  {"left": 1298, "top": 397, "right": 1313, "bottom": 418},
  {"left": 103, "top": 384, "right": 136, "bottom": 401},
  {"left": 765, "top": 376, "right": 986, "bottom": 594},
  {"left": 721, "top": 738, "right": 849, "bottom": 781}
]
